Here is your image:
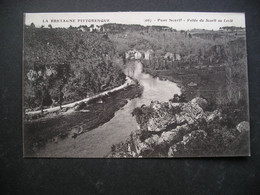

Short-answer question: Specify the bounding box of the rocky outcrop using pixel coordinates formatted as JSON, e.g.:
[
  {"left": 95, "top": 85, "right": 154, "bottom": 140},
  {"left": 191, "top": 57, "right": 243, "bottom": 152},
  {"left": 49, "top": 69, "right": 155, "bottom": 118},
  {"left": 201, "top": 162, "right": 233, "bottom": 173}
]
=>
[
  {"left": 206, "top": 109, "right": 222, "bottom": 123},
  {"left": 111, "top": 97, "right": 250, "bottom": 158},
  {"left": 158, "top": 124, "right": 189, "bottom": 145},
  {"left": 175, "top": 99, "right": 207, "bottom": 125},
  {"left": 135, "top": 97, "right": 208, "bottom": 132},
  {"left": 236, "top": 121, "right": 249, "bottom": 133},
  {"left": 147, "top": 101, "right": 178, "bottom": 132},
  {"left": 191, "top": 97, "right": 208, "bottom": 110},
  {"left": 168, "top": 130, "right": 207, "bottom": 157}
]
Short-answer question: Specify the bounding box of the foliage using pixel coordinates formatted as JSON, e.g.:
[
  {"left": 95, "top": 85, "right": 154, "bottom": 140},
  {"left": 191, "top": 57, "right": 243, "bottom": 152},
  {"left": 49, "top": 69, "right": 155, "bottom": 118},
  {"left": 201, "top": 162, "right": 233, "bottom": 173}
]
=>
[
  {"left": 132, "top": 106, "right": 154, "bottom": 130},
  {"left": 24, "top": 26, "right": 126, "bottom": 109},
  {"left": 107, "top": 24, "right": 247, "bottom": 107}
]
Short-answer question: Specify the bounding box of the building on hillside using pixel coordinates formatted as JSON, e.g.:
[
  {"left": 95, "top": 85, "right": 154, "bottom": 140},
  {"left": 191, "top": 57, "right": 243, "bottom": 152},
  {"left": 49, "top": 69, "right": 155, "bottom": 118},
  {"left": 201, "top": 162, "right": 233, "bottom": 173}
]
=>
[
  {"left": 175, "top": 53, "right": 181, "bottom": 61},
  {"left": 125, "top": 49, "right": 142, "bottom": 60},
  {"left": 164, "top": 52, "right": 181, "bottom": 61},
  {"left": 134, "top": 51, "right": 142, "bottom": 60},
  {"left": 144, "top": 49, "right": 154, "bottom": 60},
  {"left": 90, "top": 25, "right": 103, "bottom": 32},
  {"left": 78, "top": 26, "right": 90, "bottom": 32}
]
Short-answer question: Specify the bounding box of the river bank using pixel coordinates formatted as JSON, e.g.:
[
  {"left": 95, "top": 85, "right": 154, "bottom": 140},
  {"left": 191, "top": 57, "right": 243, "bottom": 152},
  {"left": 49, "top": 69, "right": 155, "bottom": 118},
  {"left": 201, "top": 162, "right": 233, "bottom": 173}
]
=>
[
  {"left": 24, "top": 81, "right": 143, "bottom": 157},
  {"left": 25, "top": 61, "right": 182, "bottom": 157},
  {"left": 109, "top": 97, "right": 250, "bottom": 158},
  {"left": 24, "top": 61, "right": 249, "bottom": 158},
  {"left": 25, "top": 77, "right": 134, "bottom": 120},
  {"left": 109, "top": 65, "right": 250, "bottom": 158},
  {"left": 143, "top": 67, "right": 226, "bottom": 107}
]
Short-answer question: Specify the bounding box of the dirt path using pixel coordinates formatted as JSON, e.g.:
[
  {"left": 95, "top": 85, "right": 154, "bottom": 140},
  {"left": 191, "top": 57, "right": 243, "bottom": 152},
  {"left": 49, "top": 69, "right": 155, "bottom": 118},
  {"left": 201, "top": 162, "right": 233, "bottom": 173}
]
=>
[
  {"left": 27, "top": 61, "right": 181, "bottom": 158},
  {"left": 26, "top": 77, "right": 133, "bottom": 115},
  {"left": 23, "top": 81, "right": 143, "bottom": 157}
]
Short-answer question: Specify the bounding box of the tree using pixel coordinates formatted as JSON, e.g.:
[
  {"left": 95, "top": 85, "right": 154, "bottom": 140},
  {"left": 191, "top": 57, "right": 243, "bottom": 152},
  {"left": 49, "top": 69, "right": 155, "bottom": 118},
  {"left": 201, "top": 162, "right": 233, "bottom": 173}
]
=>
[
  {"left": 24, "top": 26, "right": 126, "bottom": 110},
  {"left": 30, "top": 23, "right": 35, "bottom": 28},
  {"left": 40, "top": 85, "right": 52, "bottom": 113},
  {"left": 59, "top": 85, "right": 64, "bottom": 109}
]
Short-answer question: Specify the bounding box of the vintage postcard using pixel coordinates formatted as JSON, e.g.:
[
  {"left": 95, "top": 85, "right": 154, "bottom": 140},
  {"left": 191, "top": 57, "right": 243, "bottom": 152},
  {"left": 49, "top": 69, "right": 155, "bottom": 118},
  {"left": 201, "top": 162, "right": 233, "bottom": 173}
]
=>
[{"left": 23, "top": 12, "right": 250, "bottom": 158}]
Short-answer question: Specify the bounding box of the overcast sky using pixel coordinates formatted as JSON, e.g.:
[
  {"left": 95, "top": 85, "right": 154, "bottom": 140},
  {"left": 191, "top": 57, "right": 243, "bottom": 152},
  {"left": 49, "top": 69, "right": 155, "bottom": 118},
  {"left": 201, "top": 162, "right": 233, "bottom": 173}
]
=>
[{"left": 24, "top": 12, "right": 245, "bottom": 30}]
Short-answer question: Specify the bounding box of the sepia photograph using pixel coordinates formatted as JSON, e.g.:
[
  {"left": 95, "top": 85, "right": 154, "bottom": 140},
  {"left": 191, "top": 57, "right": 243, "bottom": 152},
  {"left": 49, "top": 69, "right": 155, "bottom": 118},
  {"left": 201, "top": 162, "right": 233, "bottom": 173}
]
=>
[{"left": 23, "top": 12, "right": 250, "bottom": 158}]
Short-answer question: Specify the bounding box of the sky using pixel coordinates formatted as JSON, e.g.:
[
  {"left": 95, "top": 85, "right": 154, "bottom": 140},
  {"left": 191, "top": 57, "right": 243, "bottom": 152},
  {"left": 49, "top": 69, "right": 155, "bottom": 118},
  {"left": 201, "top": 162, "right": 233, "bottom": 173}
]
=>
[{"left": 24, "top": 12, "right": 245, "bottom": 31}]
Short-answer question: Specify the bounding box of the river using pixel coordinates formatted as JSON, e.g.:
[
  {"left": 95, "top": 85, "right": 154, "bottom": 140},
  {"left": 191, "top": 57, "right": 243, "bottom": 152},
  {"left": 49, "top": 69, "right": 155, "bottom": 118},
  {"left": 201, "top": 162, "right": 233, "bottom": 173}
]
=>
[{"left": 36, "top": 61, "right": 181, "bottom": 157}]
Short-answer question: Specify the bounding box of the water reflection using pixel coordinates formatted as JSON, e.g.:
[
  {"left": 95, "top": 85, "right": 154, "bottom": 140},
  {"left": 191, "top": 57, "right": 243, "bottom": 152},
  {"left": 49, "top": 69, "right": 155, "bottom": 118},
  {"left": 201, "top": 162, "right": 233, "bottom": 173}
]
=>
[
  {"left": 125, "top": 61, "right": 181, "bottom": 105},
  {"left": 37, "top": 61, "right": 181, "bottom": 157}
]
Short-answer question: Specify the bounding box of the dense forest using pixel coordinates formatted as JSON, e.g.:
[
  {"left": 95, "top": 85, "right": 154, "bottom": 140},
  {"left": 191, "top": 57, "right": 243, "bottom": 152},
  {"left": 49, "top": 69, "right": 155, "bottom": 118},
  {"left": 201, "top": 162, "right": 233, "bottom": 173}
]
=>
[{"left": 24, "top": 24, "right": 126, "bottom": 111}]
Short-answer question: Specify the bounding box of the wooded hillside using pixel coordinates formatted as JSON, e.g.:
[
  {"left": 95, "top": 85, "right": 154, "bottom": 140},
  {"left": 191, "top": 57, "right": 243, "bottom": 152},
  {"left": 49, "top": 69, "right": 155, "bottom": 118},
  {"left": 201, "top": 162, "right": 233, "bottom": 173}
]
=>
[{"left": 24, "top": 26, "right": 126, "bottom": 110}]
